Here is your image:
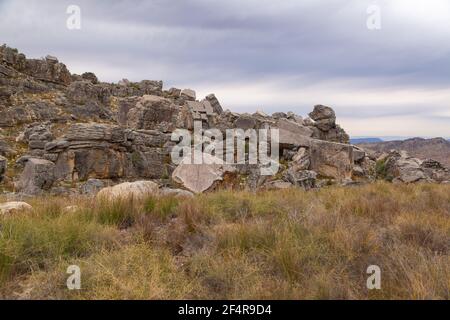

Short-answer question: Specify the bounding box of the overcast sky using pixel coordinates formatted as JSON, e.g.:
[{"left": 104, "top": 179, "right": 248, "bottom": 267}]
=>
[{"left": 1, "top": 0, "right": 449, "bottom": 137}]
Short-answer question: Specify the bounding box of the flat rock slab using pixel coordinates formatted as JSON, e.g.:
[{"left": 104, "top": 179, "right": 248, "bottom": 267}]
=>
[
  {"left": 309, "top": 139, "right": 353, "bottom": 180},
  {"left": 172, "top": 153, "right": 236, "bottom": 193}
]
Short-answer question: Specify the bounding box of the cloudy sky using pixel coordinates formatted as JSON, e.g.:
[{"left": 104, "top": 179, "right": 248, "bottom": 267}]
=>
[{"left": 1, "top": 0, "right": 449, "bottom": 138}]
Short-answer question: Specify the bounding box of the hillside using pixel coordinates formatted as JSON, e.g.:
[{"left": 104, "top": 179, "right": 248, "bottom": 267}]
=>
[
  {"left": 358, "top": 137, "right": 450, "bottom": 168},
  {"left": 350, "top": 138, "right": 383, "bottom": 144}
]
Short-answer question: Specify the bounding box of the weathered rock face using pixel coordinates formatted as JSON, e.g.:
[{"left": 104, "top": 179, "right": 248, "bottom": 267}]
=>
[
  {"left": 309, "top": 140, "right": 353, "bottom": 180},
  {"left": 1, "top": 44, "right": 448, "bottom": 196},
  {"left": 43, "top": 123, "right": 172, "bottom": 182},
  {"left": 0, "top": 45, "right": 72, "bottom": 85},
  {"left": 276, "top": 119, "right": 313, "bottom": 148},
  {"left": 16, "top": 158, "right": 55, "bottom": 194},
  {"left": 120, "top": 95, "right": 181, "bottom": 132},
  {"left": 0, "top": 201, "right": 32, "bottom": 214}
]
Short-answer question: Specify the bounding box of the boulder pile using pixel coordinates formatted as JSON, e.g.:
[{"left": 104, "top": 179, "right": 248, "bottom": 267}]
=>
[{"left": 0, "top": 45, "right": 448, "bottom": 197}]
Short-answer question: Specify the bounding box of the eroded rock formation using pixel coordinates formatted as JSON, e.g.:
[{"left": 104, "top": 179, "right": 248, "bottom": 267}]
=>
[{"left": 0, "top": 45, "right": 448, "bottom": 196}]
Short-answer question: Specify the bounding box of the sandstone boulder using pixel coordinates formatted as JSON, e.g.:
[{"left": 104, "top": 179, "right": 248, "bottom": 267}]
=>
[
  {"left": 96, "top": 180, "right": 159, "bottom": 201},
  {"left": 309, "top": 140, "right": 353, "bottom": 180},
  {"left": 172, "top": 153, "right": 236, "bottom": 193},
  {"left": 0, "top": 201, "right": 32, "bottom": 214},
  {"left": 383, "top": 151, "right": 427, "bottom": 183},
  {"left": 309, "top": 105, "right": 336, "bottom": 131},
  {"left": 276, "top": 118, "right": 313, "bottom": 148}
]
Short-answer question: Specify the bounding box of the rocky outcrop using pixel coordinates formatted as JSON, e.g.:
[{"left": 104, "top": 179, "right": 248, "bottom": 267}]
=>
[
  {"left": 358, "top": 137, "right": 450, "bottom": 168},
  {"left": 46, "top": 123, "right": 173, "bottom": 182},
  {"left": 1, "top": 44, "right": 448, "bottom": 197},
  {"left": 381, "top": 151, "right": 450, "bottom": 184},
  {"left": 308, "top": 105, "right": 349, "bottom": 143}
]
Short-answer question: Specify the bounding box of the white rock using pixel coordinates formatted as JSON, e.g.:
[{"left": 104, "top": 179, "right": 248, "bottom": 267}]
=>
[
  {"left": 96, "top": 181, "right": 159, "bottom": 201},
  {"left": 0, "top": 201, "right": 32, "bottom": 214}
]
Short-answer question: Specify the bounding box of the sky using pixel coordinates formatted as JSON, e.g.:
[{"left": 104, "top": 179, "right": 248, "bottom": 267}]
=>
[{"left": 0, "top": 0, "right": 449, "bottom": 138}]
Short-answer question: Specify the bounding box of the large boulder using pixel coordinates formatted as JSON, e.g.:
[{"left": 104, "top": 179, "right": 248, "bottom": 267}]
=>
[
  {"left": 16, "top": 158, "right": 55, "bottom": 195},
  {"left": 309, "top": 140, "right": 353, "bottom": 180},
  {"left": 309, "top": 105, "right": 336, "bottom": 131},
  {"left": 0, "top": 201, "right": 32, "bottom": 214},
  {"left": 308, "top": 105, "right": 349, "bottom": 143},
  {"left": 172, "top": 153, "right": 236, "bottom": 193},
  {"left": 96, "top": 180, "right": 159, "bottom": 201}
]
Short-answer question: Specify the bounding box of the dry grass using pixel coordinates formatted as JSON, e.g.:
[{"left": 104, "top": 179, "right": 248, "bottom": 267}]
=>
[{"left": 0, "top": 182, "right": 449, "bottom": 299}]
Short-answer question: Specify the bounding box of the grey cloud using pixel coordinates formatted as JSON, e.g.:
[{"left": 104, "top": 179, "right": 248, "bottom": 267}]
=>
[{"left": 0, "top": 0, "right": 449, "bottom": 136}]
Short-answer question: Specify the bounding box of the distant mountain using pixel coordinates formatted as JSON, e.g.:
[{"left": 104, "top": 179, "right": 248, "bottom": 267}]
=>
[
  {"left": 350, "top": 137, "right": 383, "bottom": 144},
  {"left": 358, "top": 137, "right": 450, "bottom": 168}
]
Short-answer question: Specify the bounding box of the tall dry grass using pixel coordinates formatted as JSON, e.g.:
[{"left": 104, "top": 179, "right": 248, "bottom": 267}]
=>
[{"left": 0, "top": 182, "right": 448, "bottom": 299}]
